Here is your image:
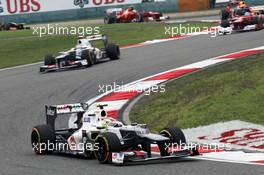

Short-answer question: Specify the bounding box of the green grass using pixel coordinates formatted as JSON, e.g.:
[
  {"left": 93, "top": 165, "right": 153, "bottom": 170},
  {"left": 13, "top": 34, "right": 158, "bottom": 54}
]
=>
[
  {"left": 0, "top": 22, "right": 214, "bottom": 68},
  {"left": 130, "top": 52, "right": 264, "bottom": 132}
]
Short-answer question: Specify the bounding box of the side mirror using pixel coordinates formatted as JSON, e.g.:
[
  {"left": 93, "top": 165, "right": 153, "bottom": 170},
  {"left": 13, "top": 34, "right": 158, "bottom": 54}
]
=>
[
  {"left": 102, "top": 35, "right": 108, "bottom": 48},
  {"left": 81, "top": 103, "right": 89, "bottom": 110}
]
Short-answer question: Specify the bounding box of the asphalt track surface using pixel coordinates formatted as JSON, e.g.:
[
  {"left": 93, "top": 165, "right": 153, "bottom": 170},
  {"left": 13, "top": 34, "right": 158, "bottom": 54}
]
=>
[
  {"left": 28, "top": 15, "right": 220, "bottom": 28},
  {"left": 1, "top": 30, "right": 264, "bottom": 175}
]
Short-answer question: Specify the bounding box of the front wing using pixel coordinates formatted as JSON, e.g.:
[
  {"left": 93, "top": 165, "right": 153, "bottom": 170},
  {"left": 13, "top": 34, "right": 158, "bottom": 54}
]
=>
[
  {"left": 40, "top": 60, "right": 88, "bottom": 72},
  {"left": 111, "top": 148, "right": 199, "bottom": 164}
]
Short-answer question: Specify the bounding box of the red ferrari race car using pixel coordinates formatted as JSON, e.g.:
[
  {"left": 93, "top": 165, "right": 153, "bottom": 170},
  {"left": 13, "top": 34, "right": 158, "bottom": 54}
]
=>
[
  {"left": 219, "top": 3, "right": 264, "bottom": 34},
  {"left": 104, "top": 7, "right": 169, "bottom": 24}
]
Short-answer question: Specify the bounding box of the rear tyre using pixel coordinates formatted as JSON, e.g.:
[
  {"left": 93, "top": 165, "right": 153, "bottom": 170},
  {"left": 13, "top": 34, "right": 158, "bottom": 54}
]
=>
[
  {"left": 139, "top": 13, "right": 145, "bottom": 22},
  {"left": 40, "top": 67, "right": 45, "bottom": 73},
  {"left": 106, "top": 44, "right": 120, "bottom": 60},
  {"left": 3, "top": 23, "right": 10, "bottom": 31},
  {"left": 104, "top": 16, "right": 116, "bottom": 24},
  {"left": 221, "top": 20, "right": 230, "bottom": 28},
  {"left": 44, "top": 55, "right": 56, "bottom": 65},
  {"left": 94, "top": 132, "right": 121, "bottom": 164},
  {"left": 31, "top": 125, "right": 55, "bottom": 155},
  {"left": 17, "top": 24, "right": 24, "bottom": 30}
]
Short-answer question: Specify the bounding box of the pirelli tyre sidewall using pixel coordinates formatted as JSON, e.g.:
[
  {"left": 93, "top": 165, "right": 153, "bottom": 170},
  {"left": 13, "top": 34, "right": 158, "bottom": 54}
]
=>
[
  {"left": 94, "top": 132, "right": 121, "bottom": 164},
  {"left": 255, "top": 17, "right": 263, "bottom": 30},
  {"left": 81, "top": 50, "right": 93, "bottom": 67},
  {"left": 160, "top": 127, "right": 186, "bottom": 145},
  {"left": 31, "top": 125, "right": 55, "bottom": 155},
  {"left": 104, "top": 16, "right": 116, "bottom": 24},
  {"left": 106, "top": 44, "right": 120, "bottom": 60},
  {"left": 221, "top": 20, "right": 230, "bottom": 28}
]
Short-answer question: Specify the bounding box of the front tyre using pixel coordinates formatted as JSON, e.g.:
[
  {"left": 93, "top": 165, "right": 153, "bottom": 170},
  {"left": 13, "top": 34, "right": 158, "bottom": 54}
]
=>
[
  {"left": 255, "top": 18, "right": 263, "bottom": 31},
  {"left": 220, "top": 20, "right": 230, "bottom": 28},
  {"left": 81, "top": 50, "right": 94, "bottom": 67},
  {"left": 106, "top": 44, "right": 120, "bottom": 60},
  {"left": 31, "top": 125, "right": 55, "bottom": 155},
  {"left": 160, "top": 126, "right": 186, "bottom": 145},
  {"left": 158, "top": 127, "right": 186, "bottom": 156},
  {"left": 104, "top": 16, "right": 116, "bottom": 24},
  {"left": 94, "top": 132, "right": 121, "bottom": 164}
]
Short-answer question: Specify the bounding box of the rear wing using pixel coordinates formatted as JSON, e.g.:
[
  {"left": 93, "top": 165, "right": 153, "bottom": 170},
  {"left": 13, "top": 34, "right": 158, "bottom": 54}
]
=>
[
  {"left": 106, "top": 8, "right": 123, "bottom": 14},
  {"left": 251, "top": 5, "right": 264, "bottom": 11},
  {"left": 85, "top": 34, "right": 107, "bottom": 42},
  {"left": 45, "top": 103, "right": 88, "bottom": 130},
  {"left": 85, "top": 34, "right": 108, "bottom": 47}
]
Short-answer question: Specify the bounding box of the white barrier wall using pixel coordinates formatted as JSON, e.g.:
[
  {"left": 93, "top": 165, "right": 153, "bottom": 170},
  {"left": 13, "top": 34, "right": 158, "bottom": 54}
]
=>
[{"left": 0, "top": 0, "right": 142, "bottom": 16}]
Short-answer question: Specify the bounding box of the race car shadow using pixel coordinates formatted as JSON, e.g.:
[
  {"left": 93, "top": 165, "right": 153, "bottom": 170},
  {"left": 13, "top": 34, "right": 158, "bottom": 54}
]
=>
[
  {"left": 219, "top": 29, "right": 263, "bottom": 37},
  {"left": 51, "top": 152, "right": 95, "bottom": 160},
  {"left": 119, "top": 157, "right": 200, "bottom": 166},
  {"left": 49, "top": 152, "right": 200, "bottom": 166}
]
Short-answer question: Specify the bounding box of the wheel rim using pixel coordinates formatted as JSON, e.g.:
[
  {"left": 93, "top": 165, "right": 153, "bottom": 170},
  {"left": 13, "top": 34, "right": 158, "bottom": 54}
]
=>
[
  {"left": 94, "top": 137, "right": 109, "bottom": 162},
  {"left": 31, "top": 129, "right": 41, "bottom": 153}
]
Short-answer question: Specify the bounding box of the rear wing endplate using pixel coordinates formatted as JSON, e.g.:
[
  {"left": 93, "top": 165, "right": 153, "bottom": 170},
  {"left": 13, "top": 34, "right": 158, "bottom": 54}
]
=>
[
  {"left": 45, "top": 103, "right": 88, "bottom": 130},
  {"left": 85, "top": 34, "right": 107, "bottom": 42},
  {"left": 251, "top": 6, "right": 264, "bottom": 11}
]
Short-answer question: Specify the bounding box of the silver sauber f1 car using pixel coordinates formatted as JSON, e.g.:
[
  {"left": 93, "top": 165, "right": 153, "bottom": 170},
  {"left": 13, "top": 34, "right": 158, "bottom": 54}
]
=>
[
  {"left": 31, "top": 104, "right": 199, "bottom": 164},
  {"left": 39, "top": 35, "right": 120, "bottom": 73}
]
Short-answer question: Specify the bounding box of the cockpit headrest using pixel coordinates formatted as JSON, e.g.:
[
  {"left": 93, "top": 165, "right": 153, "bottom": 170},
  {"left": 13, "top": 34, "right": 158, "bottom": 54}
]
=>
[{"left": 101, "top": 110, "right": 107, "bottom": 117}]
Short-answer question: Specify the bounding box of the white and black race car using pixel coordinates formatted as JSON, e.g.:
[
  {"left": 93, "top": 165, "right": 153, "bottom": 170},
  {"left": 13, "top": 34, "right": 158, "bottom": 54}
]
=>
[
  {"left": 31, "top": 104, "right": 199, "bottom": 164},
  {"left": 39, "top": 35, "right": 120, "bottom": 73},
  {"left": 0, "top": 22, "right": 30, "bottom": 31}
]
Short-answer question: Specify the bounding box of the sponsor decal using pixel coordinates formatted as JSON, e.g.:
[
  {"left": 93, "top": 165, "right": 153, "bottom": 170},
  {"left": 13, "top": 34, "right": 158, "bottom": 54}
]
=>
[
  {"left": 112, "top": 152, "right": 124, "bottom": 164},
  {"left": 199, "top": 128, "right": 264, "bottom": 150},
  {"left": 0, "top": 0, "right": 142, "bottom": 16},
  {"left": 183, "top": 120, "right": 264, "bottom": 152},
  {"left": 68, "top": 136, "right": 77, "bottom": 150},
  {"left": 92, "top": 0, "right": 125, "bottom": 6},
  {"left": 5, "top": 0, "right": 41, "bottom": 14},
  {"left": 74, "top": 0, "right": 89, "bottom": 8},
  {"left": 56, "top": 104, "right": 84, "bottom": 113},
  {"left": 47, "top": 107, "right": 55, "bottom": 116},
  {"left": 84, "top": 117, "right": 91, "bottom": 123}
]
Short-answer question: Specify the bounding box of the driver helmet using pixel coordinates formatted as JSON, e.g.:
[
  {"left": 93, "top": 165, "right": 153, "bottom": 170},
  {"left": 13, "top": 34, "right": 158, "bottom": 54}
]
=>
[
  {"left": 128, "top": 6, "right": 134, "bottom": 11},
  {"left": 239, "top": 1, "right": 246, "bottom": 8}
]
